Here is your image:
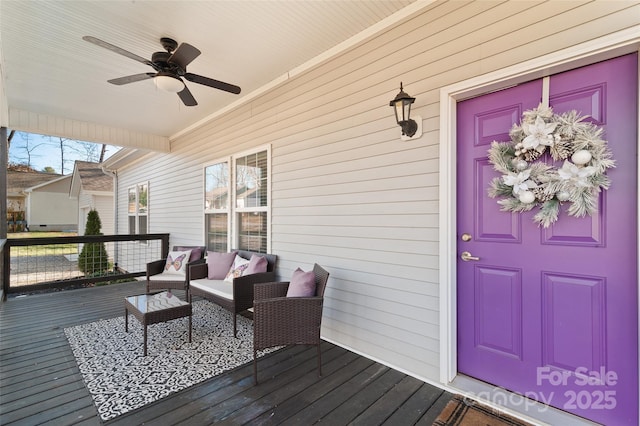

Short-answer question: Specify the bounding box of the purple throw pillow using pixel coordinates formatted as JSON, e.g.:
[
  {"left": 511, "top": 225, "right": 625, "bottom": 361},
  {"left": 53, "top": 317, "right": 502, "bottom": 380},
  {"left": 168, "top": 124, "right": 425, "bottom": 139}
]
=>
[
  {"left": 286, "top": 267, "right": 316, "bottom": 297},
  {"left": 207, "top": 251, "right": 237, "bottom": 280},
  {"left": 245, "top": 254, "right": 268, "bottom": 275},
  {"left": 175, "top": 246, "right": 203, "bottom": 262}
]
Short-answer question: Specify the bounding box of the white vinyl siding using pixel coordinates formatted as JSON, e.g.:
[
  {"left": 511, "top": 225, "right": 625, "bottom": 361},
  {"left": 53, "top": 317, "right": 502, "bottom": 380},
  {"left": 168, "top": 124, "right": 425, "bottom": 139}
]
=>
[
  {"left": 92, "top": 195, "right": 114, "bottom": 236},
  {"left": 27, "top": 177, "right": 78, "bottom": 231},
  {"left": 78, "top": 194, "right": 113, "bottom": 235},
  {"left": 77, "top": 192, "right": 92, "bottom": 236},
  {"left": 112, "top": 1, "right": 640, "bottom": 385}
]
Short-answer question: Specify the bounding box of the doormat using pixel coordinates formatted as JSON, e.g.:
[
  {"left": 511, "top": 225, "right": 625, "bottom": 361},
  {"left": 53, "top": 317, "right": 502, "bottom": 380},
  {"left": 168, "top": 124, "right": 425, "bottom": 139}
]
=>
[
  {"left": 64, "top": 300, "right": 277, "bottom": 421},
  {"left": 433, "top": 395, "right": 532, "bottom": 426}
]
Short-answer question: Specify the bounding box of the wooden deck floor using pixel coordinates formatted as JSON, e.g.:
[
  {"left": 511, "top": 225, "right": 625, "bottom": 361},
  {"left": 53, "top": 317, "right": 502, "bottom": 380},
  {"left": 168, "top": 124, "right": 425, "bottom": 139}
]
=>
[{"left": 0, "top": 282, "right": 453, "bottom": 425}]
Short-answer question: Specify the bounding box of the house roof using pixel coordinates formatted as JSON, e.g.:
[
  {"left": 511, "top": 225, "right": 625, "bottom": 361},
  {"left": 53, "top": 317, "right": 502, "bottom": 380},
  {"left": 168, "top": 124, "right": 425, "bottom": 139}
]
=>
[
  {"left": 7, "top": 170, "right": 62, "bottom": 195},
  {"left": 70, "top": 161, "right": 114, "bottom": 196},
  {"left": 0, "top": 1, "right": 421, "bottom": 150},
  {"left": 25, "top": 174, "right": 73, "bottom": 192}
]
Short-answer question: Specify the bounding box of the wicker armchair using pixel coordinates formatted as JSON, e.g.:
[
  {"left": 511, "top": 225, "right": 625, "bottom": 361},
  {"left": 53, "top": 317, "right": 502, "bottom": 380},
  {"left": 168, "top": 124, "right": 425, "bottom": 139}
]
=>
[
  {"left": 253, "top": 263, "right": 330, "bottom": 384},
  {"left": 146, "top": 246, "right": 205, "bottom": 296}
]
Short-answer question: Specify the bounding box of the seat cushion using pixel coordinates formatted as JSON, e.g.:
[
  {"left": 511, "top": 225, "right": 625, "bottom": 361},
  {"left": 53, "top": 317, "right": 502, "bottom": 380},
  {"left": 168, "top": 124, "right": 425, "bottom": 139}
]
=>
[
  {"left": 190, "top": 279, "right": 234, "bottom": 300},
  {"left": 149, "top": 271, "right": 186, "bottom": 282}
]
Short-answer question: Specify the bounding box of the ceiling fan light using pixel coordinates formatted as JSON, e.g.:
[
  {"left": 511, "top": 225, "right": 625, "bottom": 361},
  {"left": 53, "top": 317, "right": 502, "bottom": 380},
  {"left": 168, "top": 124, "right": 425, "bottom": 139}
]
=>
[{"left": 154, "top": 74, "right": 185, "bottom": 93}]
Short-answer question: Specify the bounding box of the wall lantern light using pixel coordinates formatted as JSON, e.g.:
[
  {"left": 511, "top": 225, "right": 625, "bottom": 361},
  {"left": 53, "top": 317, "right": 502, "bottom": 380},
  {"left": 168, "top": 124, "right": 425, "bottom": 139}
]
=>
[{"left": 389, "top": 82, "right": 421, "bottom": 139}]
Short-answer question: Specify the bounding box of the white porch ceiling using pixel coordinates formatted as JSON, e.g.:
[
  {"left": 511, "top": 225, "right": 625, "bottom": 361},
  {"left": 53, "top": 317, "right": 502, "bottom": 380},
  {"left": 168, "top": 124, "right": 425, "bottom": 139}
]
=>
[{"left": 1, "top": 0, "right": 416, "bottom": 150}]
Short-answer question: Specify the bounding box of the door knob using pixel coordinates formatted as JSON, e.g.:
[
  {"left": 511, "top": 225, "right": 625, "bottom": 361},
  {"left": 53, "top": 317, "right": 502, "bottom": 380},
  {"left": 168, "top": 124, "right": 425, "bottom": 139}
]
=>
[{"left": 460, "top": 251, "right": 480, "bottom": 261}]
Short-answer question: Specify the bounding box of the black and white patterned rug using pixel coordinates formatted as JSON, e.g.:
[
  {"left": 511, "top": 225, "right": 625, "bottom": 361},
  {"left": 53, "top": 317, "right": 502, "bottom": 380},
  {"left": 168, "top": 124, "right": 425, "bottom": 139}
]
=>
[{"left": 64, "top": 300, "right": 274, "bottom": 421}]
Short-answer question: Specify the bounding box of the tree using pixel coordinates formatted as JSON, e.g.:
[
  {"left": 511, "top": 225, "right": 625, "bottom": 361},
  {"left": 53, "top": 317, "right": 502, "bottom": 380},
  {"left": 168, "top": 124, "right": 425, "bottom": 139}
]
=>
[
  {"left": 15, "top": 133, "right": 44, "bottom": 167},
  {"left": 69, "top": 140, "right": 100, "bottom": 162},
  {"left": 57, "top": 137, "right": 68, "bottom": 174},
  {"left": 42, "top": 166, "right": 56, "bottom": 173},
  {"left": 48, "top": 136, "right": 72, "bottom": 174},
  {"left": 48, "top": 136, "right": 101, "bottom": 174},
  {"left": 78, "top": 210, "right": 109, "bottom": 275}
]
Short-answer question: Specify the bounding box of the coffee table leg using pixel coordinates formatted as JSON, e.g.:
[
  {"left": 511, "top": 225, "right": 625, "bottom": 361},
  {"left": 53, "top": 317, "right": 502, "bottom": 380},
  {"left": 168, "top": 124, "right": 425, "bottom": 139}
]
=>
[
  {"left": 125, "top": 308, "right": 128, "bottom": 332},
  {"left": 189, "top": 314, "right": 192, "bottom": 343}
]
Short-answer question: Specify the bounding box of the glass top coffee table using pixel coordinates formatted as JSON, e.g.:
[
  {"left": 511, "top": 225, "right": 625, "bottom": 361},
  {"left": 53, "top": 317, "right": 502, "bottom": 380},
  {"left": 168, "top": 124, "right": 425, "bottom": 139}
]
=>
[{"left": 124, "top": 291, "right": 192, "bottom": 356}]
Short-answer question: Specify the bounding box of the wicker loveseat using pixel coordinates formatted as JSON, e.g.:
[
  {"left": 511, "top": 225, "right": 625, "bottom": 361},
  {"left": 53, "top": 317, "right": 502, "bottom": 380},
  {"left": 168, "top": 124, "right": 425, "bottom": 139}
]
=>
[{"left": 188, "top": 250, "right": 277, "bottom": 337}]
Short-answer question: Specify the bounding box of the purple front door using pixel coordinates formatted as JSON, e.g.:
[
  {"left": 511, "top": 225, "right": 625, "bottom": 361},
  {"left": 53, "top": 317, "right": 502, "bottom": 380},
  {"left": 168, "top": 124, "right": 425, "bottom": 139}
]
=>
[{"left": 456, "top": 54, "right": 638, "bottom": 425}]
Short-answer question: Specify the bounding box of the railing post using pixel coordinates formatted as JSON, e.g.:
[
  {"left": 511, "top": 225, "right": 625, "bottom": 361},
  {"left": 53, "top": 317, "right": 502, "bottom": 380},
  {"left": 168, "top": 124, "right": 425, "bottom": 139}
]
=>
[
  {"left": 1, "top": 127, "right": 7, "bottom": 240},
  {"left": 2, "top": 241, "right": 9, "bottom": 301}
]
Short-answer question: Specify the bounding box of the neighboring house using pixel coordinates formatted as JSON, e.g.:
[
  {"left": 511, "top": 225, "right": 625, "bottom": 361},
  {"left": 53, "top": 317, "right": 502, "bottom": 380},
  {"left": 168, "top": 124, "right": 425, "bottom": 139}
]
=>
[
  {"left": 102, "top": 7, "right": 640, "bottom": 426},
  {"left": 69, "top": 161, "right": 114, "bottom": 237},
  {"left": 24, "top": 175, "right": 76, "bottom": 231},
  {"left": 7, "top": 169, "right": 75, "bottom": 232}
]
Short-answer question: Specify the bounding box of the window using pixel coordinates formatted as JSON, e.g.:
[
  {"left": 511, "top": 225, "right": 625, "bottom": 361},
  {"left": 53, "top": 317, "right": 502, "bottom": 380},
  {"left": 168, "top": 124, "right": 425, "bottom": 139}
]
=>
[
  {"left": 235, "top": 150, "right": 268, "bottom": 252},
  {"left": 205, "top": 161, "right": 230, "bottom": 252},
  {"left": 205, "top": 147, "right": 269, "bottom": 253},
  {"left": 128, "top": 183, "right": 148, "bottom": 235}
]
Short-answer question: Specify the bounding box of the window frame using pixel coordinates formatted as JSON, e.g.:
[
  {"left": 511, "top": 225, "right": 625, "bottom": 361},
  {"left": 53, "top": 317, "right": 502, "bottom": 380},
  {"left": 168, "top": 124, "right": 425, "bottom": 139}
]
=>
[
  {"left": 204, "top": 158, "right": 232, "bottom": 252},
  {"left": 203, "top": 145, "right": 270, "bottom": 253},
  {"left": 127, "top": 181, "right": 149, "bottom": 235}
]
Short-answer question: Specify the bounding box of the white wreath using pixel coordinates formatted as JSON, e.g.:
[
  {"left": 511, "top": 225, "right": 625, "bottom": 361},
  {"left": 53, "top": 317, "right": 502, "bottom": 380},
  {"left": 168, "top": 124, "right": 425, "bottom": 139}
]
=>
[{"left": 487, "top": 104, "right": 615, "bottom": 228}]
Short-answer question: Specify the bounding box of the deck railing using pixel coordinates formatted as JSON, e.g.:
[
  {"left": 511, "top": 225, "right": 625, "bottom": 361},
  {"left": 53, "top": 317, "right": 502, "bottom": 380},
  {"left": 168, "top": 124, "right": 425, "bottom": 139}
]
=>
[{"left": 2, "top": 233, "right": 170, "bottom": 300}]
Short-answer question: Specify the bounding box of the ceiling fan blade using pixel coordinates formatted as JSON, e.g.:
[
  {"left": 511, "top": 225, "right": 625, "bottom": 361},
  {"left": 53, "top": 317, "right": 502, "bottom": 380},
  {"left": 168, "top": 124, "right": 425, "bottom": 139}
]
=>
[
  {"left": 177, "top": 86, "right": 198, "bottom": 106},
  {"left": 108, "top": 73, "right": 156, "bottom": 85},
  {"left": 83, "top": 36, "right": 153, "bottom": 67},
  {"left": 184, "top": 73, "right": 241, "bottom": 94},
  {"left": 168, "top": 43, "right": 201, "bottom": 69}
]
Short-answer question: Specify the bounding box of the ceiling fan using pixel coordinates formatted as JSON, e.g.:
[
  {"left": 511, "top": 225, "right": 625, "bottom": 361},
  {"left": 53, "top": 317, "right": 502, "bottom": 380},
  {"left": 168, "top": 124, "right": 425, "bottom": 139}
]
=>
[{"left": 83, "top": 36, "right": 241, "bottom": 106}]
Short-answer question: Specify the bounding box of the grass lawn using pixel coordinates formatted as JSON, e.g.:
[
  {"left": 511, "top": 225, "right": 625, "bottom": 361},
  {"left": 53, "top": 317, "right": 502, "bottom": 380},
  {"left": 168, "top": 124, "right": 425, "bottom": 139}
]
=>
[{"left": 8, "top": 231, "right": 79, "bottom": 256}]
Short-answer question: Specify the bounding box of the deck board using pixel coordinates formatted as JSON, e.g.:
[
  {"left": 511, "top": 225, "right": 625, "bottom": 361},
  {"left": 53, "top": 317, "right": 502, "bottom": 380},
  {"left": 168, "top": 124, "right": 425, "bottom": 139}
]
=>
[{"left": 0, "top": 282, "right": 452, "bottom": 425}]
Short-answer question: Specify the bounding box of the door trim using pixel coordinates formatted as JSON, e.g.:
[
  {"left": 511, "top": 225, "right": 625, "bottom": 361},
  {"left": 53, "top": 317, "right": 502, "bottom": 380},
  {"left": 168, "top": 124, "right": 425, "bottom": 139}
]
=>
[{"left": 438, "top": 26, "right": 640, "bottom": 422}]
